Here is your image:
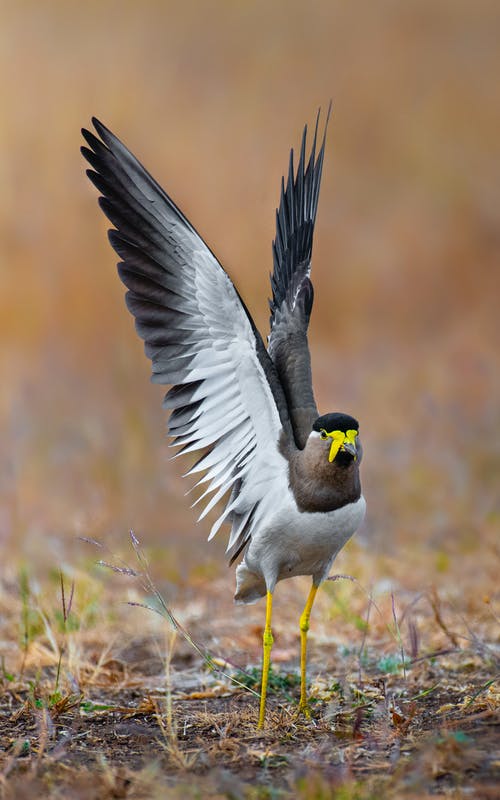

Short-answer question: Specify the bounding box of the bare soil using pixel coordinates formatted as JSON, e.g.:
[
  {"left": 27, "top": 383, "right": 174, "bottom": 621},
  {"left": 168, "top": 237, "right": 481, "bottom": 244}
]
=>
[{"left": 1, "top": 637, "right": 498, "bottom": 799}]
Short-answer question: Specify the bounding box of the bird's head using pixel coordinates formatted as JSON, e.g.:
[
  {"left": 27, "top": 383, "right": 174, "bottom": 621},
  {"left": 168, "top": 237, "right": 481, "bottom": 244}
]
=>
[{"left": 310, "top": 412, "right": 362, "bottom": 466}]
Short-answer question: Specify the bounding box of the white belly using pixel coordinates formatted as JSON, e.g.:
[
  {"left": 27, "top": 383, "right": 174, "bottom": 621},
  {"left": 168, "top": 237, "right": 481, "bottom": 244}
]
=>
[{"left": 235, "top": 493, "right": 366, "bottom": 603}]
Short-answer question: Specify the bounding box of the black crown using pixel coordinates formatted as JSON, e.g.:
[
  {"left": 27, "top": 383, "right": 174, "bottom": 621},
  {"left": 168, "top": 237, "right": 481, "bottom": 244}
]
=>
[{"left": 313, "top": 412, "right": 359, "bottom": 433}]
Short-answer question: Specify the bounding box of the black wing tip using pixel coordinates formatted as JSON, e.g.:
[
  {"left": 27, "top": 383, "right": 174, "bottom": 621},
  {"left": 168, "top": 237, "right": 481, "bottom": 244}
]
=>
[
  {"left": 81, "top": 128, "right": 98, "bottom": 151},
  {"left": 295, "top": 103, "right": 332, "bottom": 171},
  {"left": 81, "top": 118, "right": 106, "bottom": 143},
  {"left": 91, "top": 116, "right": 108, "bottom": 137},
  {"left": 81, "top": 117, "right": 117, "bottom": 155},
  {"left": 323, "top": 100, "right": 333, "bottom": 128},
  {"left": 277, "top": 105, "right": 332, "bottom": 237},
  {"left": 269, "top": 107, "right": 331, "bottom": 318}
]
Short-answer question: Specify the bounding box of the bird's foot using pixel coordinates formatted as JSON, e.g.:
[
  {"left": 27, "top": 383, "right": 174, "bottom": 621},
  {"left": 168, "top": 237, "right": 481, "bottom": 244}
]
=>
[{"left": 297, "top": 700, "right": 312, "bottom": 719}]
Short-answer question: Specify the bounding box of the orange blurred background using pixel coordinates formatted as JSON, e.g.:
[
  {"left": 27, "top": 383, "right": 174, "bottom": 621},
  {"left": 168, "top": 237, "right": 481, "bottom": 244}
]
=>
[{"left": 1, "top": 0, "right": 498, "bottom": 601}]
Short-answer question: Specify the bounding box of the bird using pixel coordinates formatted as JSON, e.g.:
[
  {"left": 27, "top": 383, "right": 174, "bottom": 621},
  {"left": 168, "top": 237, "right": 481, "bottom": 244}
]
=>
[{"left": 81, "top": 110, "right": 365, "bottom": 728}]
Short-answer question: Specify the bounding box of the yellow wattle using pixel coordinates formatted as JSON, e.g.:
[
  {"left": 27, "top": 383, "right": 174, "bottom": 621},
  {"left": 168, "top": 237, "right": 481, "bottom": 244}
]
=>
[
  {"left": 327, "top": 431, "right": 346, "bottom": 462},
  {"left": 324, "top": 428, "right": 358, "bottom": 462}
]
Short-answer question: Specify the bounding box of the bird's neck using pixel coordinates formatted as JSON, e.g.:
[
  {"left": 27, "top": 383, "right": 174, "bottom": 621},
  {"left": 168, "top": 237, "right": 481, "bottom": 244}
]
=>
[{"left": 287, "top": 446, "right": 361, "bottom": 513}]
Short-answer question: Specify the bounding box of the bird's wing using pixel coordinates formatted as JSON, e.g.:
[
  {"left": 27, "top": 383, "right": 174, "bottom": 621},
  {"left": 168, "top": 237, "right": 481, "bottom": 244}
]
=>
[
  {"left": 268, "top": 108, "right": 330, "bottom": 448},
  {"left": 82, "top": 118, "right": 293, "bottom": 560}
]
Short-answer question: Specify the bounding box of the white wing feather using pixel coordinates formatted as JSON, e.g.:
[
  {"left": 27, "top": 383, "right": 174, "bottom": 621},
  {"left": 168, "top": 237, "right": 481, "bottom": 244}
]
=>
[{"left": 82, "top": 119, "right": 291, "bottom": 558}]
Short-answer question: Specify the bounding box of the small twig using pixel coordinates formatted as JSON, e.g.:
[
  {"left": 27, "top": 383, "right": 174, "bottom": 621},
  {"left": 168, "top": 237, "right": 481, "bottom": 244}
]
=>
[
  {"left": 428, "top": 587, "right": 459, "bottom": 647},
  {"left": 454, "top": 610, "right": 500, "bottom": 668},
  {"left": 97, "top": 561, "right": 140, "bottom": 577},
  {"left": 327, "top": 573, "right": 357, "bottom": 583},
  {"left": 326, "top": 573, "right": 386, "bottom": 628},
  {"left": 410, "top": 682, "right": 440, "bottom": 701},
  {"left": 397, "top": 591, "right": 426, "bottom": 625},
  {"left": 391, "top": 592, "right": 406, "bottom": 679},
  {"left": 408, "top": 647, "right": 459, "bottom": 665},
  {"left": 164, "top": 628, "right": 177, "bottom": 741},
  {"left": 60, "top": 571, "right": 67, "bottom": 623},
  {"left": 407, "top": 616, "right": 419, "bottom": 659},
  {"left": 463, "top": 676, "right": 498, "bottom": 708},
  {"left": 357, "top": 586, "right": 373, "bottom": 683}
]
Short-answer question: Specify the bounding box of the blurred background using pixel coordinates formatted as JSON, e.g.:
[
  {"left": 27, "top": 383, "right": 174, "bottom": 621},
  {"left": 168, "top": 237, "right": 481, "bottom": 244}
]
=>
[{"left": 1, "top": 0, "right": 498, "bottom": 650}]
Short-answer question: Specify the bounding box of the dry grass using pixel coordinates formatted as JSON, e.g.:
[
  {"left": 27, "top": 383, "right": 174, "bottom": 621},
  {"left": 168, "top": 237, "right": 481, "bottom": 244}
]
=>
[
  {"left": 1, "top": 0, "right": 499, "bottom": 797},
  {"left": 0, "top": 551, "right": 499, "bottom": 798}
]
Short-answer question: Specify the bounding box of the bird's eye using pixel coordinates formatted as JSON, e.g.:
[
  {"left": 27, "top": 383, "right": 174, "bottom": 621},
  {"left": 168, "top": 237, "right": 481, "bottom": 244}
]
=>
[{"left": 320, "top": 430, "right": 328, "bottom": 440}]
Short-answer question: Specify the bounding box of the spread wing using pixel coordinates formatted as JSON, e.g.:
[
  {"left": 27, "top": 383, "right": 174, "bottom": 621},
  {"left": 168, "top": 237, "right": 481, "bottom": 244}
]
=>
[
  {"left": 268, "top": 107, "right": 330, "bottom": 448},
  {"left": 81, "top": 118, "right": 293, "bottom": 561}
]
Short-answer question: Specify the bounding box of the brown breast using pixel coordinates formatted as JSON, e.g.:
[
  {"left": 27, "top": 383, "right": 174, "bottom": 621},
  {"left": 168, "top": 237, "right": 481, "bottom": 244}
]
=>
[{"left": 286, "top": 434, "right": 362, "bottom": 513}]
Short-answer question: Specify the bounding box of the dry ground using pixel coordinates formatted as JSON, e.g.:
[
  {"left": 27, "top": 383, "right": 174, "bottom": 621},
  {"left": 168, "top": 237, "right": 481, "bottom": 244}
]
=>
[
  {"left": 0, "top": 537, "right": 498, "bottom": 798},
  {"left": 1, "top": 1, "right": 499, "bottom": 797}
]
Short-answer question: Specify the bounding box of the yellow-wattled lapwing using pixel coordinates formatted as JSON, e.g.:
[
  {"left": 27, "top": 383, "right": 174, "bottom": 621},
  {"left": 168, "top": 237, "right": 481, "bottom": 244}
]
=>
[{"left": 82, "top": 111, "right": 365, "bottom": 728}]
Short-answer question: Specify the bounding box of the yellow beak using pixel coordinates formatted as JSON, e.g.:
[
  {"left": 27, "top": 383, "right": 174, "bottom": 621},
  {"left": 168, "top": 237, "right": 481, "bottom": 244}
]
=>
[{"left": 326, "top": 429, "right": 358, "bottom": 462}]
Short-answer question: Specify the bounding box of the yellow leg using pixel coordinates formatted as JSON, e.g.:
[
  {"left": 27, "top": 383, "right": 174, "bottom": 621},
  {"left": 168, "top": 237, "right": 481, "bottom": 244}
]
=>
[
  {"left": 299, "top": 583, "right": 318, "bottom": 712},
  {"left": 257, "top": 590, "right": 274, "bottom": 729}
]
